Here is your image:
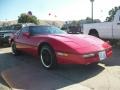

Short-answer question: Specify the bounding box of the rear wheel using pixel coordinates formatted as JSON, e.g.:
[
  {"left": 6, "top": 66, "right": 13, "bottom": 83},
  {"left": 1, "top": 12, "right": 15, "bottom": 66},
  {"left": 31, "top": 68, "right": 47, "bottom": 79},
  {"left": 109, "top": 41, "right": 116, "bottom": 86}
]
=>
[
  {"left": 40, "top": 45, "right": 57, "bottom": 69},
  {"left": 11, "top": 42, "right": 20, "bottom": 55},
  {"left": 90, "top": 33, "right": 99, "bottom": 37},
  {"left": 89, "top": 30, "right": 99, "bottom": 38},
  {"left": 0, "top": 41, "right": 3, "bottom": 46}
]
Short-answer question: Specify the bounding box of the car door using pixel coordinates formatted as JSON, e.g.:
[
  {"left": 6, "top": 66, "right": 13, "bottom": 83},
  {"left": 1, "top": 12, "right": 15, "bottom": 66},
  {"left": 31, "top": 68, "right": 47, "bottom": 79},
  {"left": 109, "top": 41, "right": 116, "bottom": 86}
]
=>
[
  {"left": 16, "top": 27, "right": 32, "bottom": 53},
  {"left": 16, "top": 26, "right": 39, "bottom": 55}
]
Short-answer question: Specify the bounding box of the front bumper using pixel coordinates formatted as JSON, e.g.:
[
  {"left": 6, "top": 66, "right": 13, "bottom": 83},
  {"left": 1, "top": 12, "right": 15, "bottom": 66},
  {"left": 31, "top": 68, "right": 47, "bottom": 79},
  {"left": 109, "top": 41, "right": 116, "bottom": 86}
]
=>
[{"left": 56, "top": 48, "right": 112, "bottom": 64}]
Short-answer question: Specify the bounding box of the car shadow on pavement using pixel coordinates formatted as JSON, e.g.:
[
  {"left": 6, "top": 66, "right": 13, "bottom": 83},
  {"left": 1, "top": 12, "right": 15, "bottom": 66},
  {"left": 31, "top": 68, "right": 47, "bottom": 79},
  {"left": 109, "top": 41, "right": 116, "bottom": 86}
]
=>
[
  {"left": 101, "top": 46, "right": 120, "bottom": 66},
  {"left": 0, "top": 51, "right": 105, "bottom": 90}
]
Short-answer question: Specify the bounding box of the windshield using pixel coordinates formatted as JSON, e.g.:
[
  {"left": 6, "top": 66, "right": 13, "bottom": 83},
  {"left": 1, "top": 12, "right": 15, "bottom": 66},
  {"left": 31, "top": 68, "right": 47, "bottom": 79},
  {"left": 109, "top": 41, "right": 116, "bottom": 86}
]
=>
[{"left": 30, "top": 26, "right": 66, "bottom": 35}]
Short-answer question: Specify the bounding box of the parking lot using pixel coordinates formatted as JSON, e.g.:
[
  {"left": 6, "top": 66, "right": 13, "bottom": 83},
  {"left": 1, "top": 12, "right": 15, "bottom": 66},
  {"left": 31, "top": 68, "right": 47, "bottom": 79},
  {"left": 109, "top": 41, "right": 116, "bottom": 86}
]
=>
[{"left": 0, "top": 46, "right": 120, "bottom": 90}]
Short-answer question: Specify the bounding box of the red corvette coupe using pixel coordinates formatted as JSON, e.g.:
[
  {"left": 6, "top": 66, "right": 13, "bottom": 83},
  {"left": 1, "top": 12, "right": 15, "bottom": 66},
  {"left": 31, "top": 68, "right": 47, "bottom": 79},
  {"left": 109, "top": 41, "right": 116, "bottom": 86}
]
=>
[{"left": 9, "top": 25, "right": 112, "bottom": 69}]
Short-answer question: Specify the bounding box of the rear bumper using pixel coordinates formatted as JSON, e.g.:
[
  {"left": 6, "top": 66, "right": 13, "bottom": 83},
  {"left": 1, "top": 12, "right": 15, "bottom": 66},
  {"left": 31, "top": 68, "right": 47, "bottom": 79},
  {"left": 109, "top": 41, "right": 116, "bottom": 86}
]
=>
[{"left": 56, "top": 48, "right": 112, "bottom": 65}]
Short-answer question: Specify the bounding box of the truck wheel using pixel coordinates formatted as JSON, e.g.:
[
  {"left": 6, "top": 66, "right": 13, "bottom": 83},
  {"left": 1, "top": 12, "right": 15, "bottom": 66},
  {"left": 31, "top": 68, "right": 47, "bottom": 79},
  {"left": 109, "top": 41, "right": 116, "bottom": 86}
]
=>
[
  {"left": 90, "top": 32, "right": 99, "bottom": 37},
  {"left": 11, "top": 42, "right": 20, "bottom": 55},
  {"left": 40, "top": 45, "right": 57, "bottom": 69},
  {"left": 89, "top": 30, "right": 99, "bottom": 38}
]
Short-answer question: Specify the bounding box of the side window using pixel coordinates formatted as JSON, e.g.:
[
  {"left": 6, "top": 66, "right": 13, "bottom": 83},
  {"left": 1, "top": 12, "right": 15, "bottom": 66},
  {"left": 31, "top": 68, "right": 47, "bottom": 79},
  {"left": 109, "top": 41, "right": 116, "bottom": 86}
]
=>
[
  {"left": 22, "top": 27, "right": 29, "bottom": 33},
  {"left": 19, "top": 27, "right": 29, "bottom": 36},
  {"left": 119, "top": 16, "right": 120, "bottom": 21},
  {"left": 15, "top": 30, "right": 21, "bottom": 36}
]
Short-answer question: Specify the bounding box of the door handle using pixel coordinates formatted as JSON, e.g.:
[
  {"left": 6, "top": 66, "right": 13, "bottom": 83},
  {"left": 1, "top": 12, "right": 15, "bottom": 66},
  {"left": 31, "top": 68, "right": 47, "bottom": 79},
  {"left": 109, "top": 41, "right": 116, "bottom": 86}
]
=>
[{"left": 117, "top": 23, "right": 120, "bottom": 25}]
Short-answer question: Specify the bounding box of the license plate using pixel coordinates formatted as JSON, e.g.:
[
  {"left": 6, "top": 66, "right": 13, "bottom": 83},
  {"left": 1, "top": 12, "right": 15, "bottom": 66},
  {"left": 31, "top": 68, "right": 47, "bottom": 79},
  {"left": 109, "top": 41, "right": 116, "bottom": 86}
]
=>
[{"left": 98, "top": 51, "right": 106, "bottom": 61}]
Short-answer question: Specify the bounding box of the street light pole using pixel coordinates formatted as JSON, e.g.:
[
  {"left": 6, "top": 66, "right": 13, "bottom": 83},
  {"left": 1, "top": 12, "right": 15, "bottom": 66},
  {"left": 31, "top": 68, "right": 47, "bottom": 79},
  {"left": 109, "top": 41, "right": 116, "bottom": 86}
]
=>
[{"left": 90, "top": 0, "right": 94, "bottom": 23}]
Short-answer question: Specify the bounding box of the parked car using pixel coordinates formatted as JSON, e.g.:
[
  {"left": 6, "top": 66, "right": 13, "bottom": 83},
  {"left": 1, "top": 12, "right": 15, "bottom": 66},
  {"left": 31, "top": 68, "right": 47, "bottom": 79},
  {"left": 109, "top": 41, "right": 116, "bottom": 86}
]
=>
[
  {"left": 67, "top": 26, "right": 81, "bottom": 34},
  {"left": 9, "top": 25, "right": 112, "bottom": 69},
  {"left": 0, "top": 23, "right": 35, "bottom": 46},
  {"left": 0, "top": 24, "right": 21, "bottom": 45},
  {"left": 83, "top": 10, "right": 120, "bottom": 40}
]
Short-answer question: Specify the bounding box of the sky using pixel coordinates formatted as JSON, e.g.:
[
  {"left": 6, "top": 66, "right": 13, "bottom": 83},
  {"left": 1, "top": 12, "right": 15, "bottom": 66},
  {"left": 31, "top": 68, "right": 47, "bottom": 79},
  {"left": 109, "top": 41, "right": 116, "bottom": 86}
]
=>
[{"left": 0, "top": 0, "right": 120, "bottom": 21}]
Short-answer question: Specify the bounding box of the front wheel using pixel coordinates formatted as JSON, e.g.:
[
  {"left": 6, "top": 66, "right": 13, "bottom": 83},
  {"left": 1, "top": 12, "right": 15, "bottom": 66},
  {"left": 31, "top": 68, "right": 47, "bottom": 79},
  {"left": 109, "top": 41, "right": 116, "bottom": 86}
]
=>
[
  {"left": 0, "top": 41, "right": 3, "bottom": 46},
  {"left": 11, "top": 42, "right": 20, "bottom": 55},
  {"left": 40, "top": 45, "right": 57, "bottom": 69}
]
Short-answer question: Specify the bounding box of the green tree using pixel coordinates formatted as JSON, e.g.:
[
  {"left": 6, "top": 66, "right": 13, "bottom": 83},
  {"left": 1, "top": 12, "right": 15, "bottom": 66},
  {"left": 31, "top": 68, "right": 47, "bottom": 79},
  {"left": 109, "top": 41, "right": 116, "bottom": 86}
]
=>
[
  {"left": 85, "top": 17, "right": 92, "bottom": 23},
  {"left": 106, "top": 6, "right": 120, "bottom": 22},
  {"left": 70, "top": 21, "right": 80, "bottom": 26},
  {"left": 18, "top": 13, "right": 39, "bottom": 24}
]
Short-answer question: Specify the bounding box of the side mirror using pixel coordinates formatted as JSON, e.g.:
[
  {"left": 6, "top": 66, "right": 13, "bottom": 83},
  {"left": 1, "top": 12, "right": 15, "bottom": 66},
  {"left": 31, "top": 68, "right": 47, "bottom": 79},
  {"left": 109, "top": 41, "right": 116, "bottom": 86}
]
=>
[{"left": 23, "top": 32, "right": 30, "bottom": 38}]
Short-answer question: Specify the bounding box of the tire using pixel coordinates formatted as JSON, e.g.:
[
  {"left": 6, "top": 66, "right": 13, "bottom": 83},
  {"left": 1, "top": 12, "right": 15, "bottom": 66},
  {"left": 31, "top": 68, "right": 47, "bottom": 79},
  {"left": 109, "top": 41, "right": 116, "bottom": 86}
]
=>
[
  {"left": 89, "top": 30, "right": 99, "bottom": 38},
  {"left": 0, "top": 41, "right": 3, "bottom": 46},
  {"left": 11, "top": 42, "right": 20, "bottom": 55},
  {"left": 40, "top": 45, "right": 57, "bottom": 69}
]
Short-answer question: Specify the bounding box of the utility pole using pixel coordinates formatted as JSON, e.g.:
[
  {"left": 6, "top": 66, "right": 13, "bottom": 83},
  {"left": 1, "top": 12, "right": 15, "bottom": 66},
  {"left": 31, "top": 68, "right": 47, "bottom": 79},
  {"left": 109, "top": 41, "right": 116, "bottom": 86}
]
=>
[{"left": 90, "top": 0, "right": 94, "bottom": 23}]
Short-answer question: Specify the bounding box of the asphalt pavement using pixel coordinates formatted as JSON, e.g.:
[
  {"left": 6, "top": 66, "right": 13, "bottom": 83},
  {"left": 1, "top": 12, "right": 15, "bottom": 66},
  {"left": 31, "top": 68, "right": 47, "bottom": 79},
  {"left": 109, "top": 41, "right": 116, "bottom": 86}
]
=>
[{"left": 0, "top": 46, "right": 120, "bottom": 90}]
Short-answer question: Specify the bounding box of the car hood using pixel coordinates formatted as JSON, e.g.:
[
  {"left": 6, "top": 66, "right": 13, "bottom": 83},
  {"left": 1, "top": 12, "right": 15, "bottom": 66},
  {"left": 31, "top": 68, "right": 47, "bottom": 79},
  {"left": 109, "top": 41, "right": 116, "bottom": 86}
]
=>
[
  {"left": 49, "top": 34, "right": 104, "bottom": 47},
  {"left": 49, "top": 34, "right": 109, "bottom": 53}
]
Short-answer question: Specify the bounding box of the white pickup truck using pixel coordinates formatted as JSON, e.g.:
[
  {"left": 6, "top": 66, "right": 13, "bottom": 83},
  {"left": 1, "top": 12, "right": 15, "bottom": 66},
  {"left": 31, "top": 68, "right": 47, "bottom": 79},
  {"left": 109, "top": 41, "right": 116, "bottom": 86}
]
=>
[{"left": 83, "top": 10, "right": 120, "bottom": 39}]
